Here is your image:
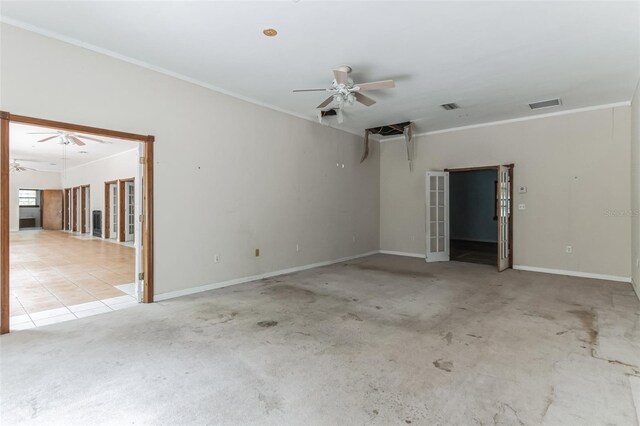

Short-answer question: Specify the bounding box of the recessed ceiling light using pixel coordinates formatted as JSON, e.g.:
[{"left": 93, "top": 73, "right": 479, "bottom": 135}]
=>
[{"left": 263, "top": 28, "right": 278, "bottom": 37}]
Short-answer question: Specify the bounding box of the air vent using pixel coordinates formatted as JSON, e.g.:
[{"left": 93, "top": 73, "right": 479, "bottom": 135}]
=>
[
  {"left": 440, "top": 103, "right": 460, "bottom": 111},
  {"left": 529, "top": 98, "right": 561, "bottom": 110},
  {"left": 320, "top": 109, "right": 338, "bottom": 117}
]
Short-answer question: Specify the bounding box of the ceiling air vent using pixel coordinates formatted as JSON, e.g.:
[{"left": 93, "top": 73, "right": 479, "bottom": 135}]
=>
[
  {"left": 529, "top": 98, "right": 561, "bottom": 110},
  {"left": 440, "top": 103, "right": 460, "bottom": 111}
]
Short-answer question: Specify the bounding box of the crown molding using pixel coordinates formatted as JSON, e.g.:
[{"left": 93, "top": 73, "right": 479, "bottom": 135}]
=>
[{"left": 379, "top": 101, "right": 632, "bottom": 142}]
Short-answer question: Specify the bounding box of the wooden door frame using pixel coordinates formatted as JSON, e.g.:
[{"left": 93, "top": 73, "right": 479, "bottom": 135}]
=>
[
  {"left": 104, "top": 180, "right": 116, "bottom": 239},
  {"left": 0, "top": 112, "right": 155, "bottom": 334},
  {"left": 80, "top": 184, "right": 88, "bottom": 233},
  {"left": 72, "top": 186, "right": 79, "bottom": 232},
  {"left": 118, "top": 178, "right": 134, "bottom": 242},
  {"left": 444, "top": 164, "right": 514, "bottom": 271},
  {"left": 64, "top": 188, "right": 71, "bottom": 230}
]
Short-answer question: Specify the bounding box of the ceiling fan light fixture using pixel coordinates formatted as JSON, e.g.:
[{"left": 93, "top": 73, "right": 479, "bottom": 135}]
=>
[{"left": 262, "top": 28, "right": 278, "bottom": 37}]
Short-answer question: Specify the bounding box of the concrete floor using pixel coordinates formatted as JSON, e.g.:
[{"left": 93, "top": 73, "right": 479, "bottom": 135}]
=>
[{"left": 1, "top": 254, "right": 639, "bottom": 425}]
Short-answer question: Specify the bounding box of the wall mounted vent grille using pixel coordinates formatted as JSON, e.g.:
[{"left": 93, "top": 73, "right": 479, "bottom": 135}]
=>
[
  {"left": 440, "top": 103, "right": 460, "bottom": 111},
  {"left": 529, "top": 98, "right": 561, "bottom": 109}
]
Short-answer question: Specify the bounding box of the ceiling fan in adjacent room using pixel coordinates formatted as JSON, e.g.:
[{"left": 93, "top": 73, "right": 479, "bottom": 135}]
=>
[
  {"left": 28, "top": 131, "right": 111, "bottom": 146},
  {"left": 293, "top": 65, "right": 395, "bottom": 110},
  {"left": 9, "top": 159, "right": 38, "bottom": 173}
]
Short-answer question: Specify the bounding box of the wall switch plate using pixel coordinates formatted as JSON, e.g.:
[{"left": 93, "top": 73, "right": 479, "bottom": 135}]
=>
[
  {"left": 296, "top": 244, "right": 300, "bottom": 252},
  {"left": 352, "top": 236, "right": 356, "bottom": 242},
  {"left": 518, "top": 204, "right": 526, "bottom": 210},
  {"left": 255, "top": 249, "right": 260, "bottom": 257},
  {"left": 566, "top": 246, "right": 573, "bottom": 254},
  {"left": 519, "top": 186, "right": 527, "bottom": 193},
  {"left": 214, "top": 254, "right": 220, "bottom": 263}
]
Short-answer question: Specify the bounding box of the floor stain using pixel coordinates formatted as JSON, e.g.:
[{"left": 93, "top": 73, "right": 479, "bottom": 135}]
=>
[
  {"left": 354, "top": 263, "right": 434, "bottom": 278},
  {"left": 341, "top": 313, "right": 363, "bottom": 322},
  {"left": 442, "top": 331, "right": 453, "bottom": 345},
  {"left": 568, "top": 309, "right": 598, "bottom": 346},
  {"left": 523, "top": 312, "right": 556, "bottom": 321},
  {"left": 257, "top": 321, "right": 278, "bottom": 328},
  {"left": 433, "top": 359, "right": 453, "bottom": 372},
  {"left": 261, "top": 284, "right": 316, "bottom": 303},
  {"left": 375, "top": 306, "right": 383, "bottom": 310},
  {"left": 466, "top": 334, "right": 482, "bottom": 339}
]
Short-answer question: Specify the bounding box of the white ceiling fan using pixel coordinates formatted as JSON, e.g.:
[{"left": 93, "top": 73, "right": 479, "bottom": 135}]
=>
[
  {"left": 9, "top": 159, "right": 38, "bottom": 172},
  {"left": 293, "top": 65, "right": 395, "bottom": 109},
  {"left": 28, "top": 131, "right": 111, "bottom": 146}
]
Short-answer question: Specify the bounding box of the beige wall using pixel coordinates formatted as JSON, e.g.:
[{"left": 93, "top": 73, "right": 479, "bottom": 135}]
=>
[
  {"left": 9, "top": 171, "right": 62, "bottom": 231},
  {"left": 0, "top": 24, "right": 380, "bottom": 296},
  {"left": 381, "top": 106, "right": 632, "bottom": 279},
  {"left": 631, "top": 81, "right": 640, "bottom": 295}
]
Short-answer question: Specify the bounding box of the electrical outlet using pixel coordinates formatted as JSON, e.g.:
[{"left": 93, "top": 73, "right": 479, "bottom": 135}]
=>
[
  {"left": 565, "top": 246, "right": 572, "bottom": 254},
  {"left": 518, "top": 204, "right": 526, "bottom": 210},
  {"left": 255, "top": 248, "right": 260, "bottom": 257},
  {"left": 519, "top": 186, "right": 527, "bottom": 193},
  {"left": 214, "top": 254, "right": 220, "bottom": 263}
]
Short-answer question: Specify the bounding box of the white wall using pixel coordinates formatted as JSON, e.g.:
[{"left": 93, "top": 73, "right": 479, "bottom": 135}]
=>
[
  {"left": 631, "top": 81, "right": 640, "bottom": 295},
  {"left": 62, "top": 149, "right": 139, "bottom": 237},
  {"left": 381, "top": 106, "right": 632, "bottom": 279},
  {"left": 0, "top": 24, "right": 380, "bottom": 296},
  {"left": 9, "top": 171, "right": 62, "bottom": 231}
]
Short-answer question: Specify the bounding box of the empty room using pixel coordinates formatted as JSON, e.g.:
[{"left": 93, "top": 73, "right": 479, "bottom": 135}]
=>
[{"left": 0, "top": 1, "right": 639, "bottom": 425}]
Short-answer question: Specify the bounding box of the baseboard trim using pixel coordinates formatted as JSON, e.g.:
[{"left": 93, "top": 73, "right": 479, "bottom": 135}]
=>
[
  {"left": 379, "top": 250, "right": 425, "bottom": 259},
  {"left": 513, "top": 265, "right": 631, "bottom": 283},
  {"left": 155, "top": 250, "right": 379, "bottom": 301}
]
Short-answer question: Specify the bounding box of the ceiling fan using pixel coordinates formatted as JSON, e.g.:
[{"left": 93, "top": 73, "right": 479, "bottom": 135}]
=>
[
  {"left": 28, "top": 131, "right": 111, "bottom": 146},
  {"left": 9, "top": 159, "right": 38, "bottom": 173},
  {"left": 293, "top": 65, "right": 395, "bottom": 109}
]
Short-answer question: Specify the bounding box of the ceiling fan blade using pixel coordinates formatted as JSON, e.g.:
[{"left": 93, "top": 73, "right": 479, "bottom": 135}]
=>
[
  {"left": 356, "top": 80, "right": 395, "bottom": 91},
  {"left": 333, "top": 69, "right": 349, "bottom": 85},
  {"left": 354, "top": 92, "right": 376, "bottom": 107},
  {"left": 77, "top": 135, "right": 110, "bottom": 143},
  {"left": 293, "top": 89, "right": 331, "bottom": 92},
  {"left": 28, "top": 132, "right": 58, "bottom": 135},
  {"left": 316, "top": 95, "right": 335, "bottom": 109},
  {"left": 69, "top": 136, "right": 86, "bottom": 146},
  {"left": 37, "top": 135, "right": 59, "bottom": 143}
]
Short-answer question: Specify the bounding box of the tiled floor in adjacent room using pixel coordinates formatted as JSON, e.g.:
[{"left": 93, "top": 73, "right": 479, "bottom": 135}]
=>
[{"left": 9, "top": 230, "right": 138, "bottom": 329}]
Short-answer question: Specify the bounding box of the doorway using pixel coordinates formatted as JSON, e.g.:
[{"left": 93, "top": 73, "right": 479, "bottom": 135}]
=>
[
  {"left": 0, "top": 111, "right": 155, "bottom": 334},
  {"left": 425, "top": 165, "right": 513, "bottom": 271},
  {"left": 449, "top": 169, "right": 498, "bottom": 266}
]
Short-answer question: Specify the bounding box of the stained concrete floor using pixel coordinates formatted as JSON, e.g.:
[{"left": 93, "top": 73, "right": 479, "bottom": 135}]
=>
[{"left": 1, "top": 254, "right": 639, "bottom": 425}]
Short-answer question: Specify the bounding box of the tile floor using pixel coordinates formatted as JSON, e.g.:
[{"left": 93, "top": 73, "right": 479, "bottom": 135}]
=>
[{"left": 9, "top": 230, "right": 137, "bottom": 328}]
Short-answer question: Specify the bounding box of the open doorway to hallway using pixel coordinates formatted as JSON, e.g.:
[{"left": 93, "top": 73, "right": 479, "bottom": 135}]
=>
[
  {"left": 449, "top": 169, "right": 499, "bottom": 266},
  {"left": 6, "top": 122, "right": 144, "bottom": 330}
]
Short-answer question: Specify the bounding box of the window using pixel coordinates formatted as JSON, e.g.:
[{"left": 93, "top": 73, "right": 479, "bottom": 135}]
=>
[{"left": 19, "top": 190, "right": 38, "bottom": 207}]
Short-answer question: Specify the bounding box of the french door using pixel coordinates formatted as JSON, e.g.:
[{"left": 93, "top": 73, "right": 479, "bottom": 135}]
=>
[
  {"left": 125, "top": 181, "right": 135, "bottom": 242},
  {"left": 111, "top": 184, "right": 118, "bottom": 239},
  {"left": 425, "top": 171, "right": 449, "bottom": 262},
  {"left": 497, "top": 165, "right": 512, "bottom": 271}
]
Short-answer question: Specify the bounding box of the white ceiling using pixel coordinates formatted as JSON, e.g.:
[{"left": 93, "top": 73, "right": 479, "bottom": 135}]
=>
[
  {"left": 10, "top": 123, "right": 137, "bottom": 172},
  {"left": 2, "top": 1, "right": 639, "bottom": 135}
]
